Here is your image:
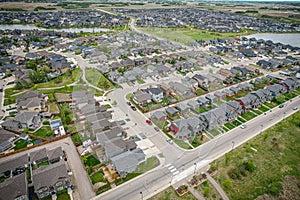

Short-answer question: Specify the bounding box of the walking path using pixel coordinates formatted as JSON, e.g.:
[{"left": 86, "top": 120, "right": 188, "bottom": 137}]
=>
[
  {"left": 205, "top": 173, "right": 229, "bottom": 200},
  {"left": 187, "top": 185, "right": 206, "bottom": 200}
]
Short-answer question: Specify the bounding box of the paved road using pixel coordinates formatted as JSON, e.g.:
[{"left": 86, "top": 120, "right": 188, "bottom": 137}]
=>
[{"left": 94, "top": 97, "right": 299, "bottom": 200}]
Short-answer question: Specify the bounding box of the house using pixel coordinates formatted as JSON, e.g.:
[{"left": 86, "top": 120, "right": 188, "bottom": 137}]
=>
[
  {"left": 32, "top": 161, "right": 70, "bottom": 199},
  {"left": 282, "top": 77, "right": 300, "bottom": 92},
  {"left": 151, "top": 111, "right": 167, "bottom": 121},
  {"left": 236, "top": 96, "right": 252, "bottom": 110},
  {"left": 192, "top": 74, "right": 209, "bottom": 88},
  {"left": 170, "top": 117, "right": 205, "bottom": 139},
  {"left": 0, "top": 129, "right": 16, "bottom": 153},
  {"left": 199, "top": 107, "right": 226, "bottom": 130},
  {"left": 49, "top": 119, "right": 65, "bottom": 136},
  {"left": 205, "top": 94, "right": 217, "bottom": 104},
  {"left": 92, "top": 119, "right": 111, "bottom": 133},
  {"left": 0, "top": 155, "right": 28, "bottom": 178},
  {"left": 96, "top": 127, "right": 127, "bottom": 146},
  {"left": 252, "top": 89, "right": 267, "bottom": 105},
  {"left": 220, "top": 101, "right": 243, "bottom": 121},
  {"left": 267, "top": 84, "right": 286, "bottom": 97},
  {"left": 187, "top": 100, "right": 200, "bottom": 111},
  {"left": 132, "top": 90, "right": 152, "bottom": 107},
  {"left": 16, "top": 90, "right": 46, "bottom": 112},
  {"left": 111, "top": 149, "right": 145, "bottom": 176},
  {"left": 175, "top": 103, "right": 190, "bottom": 114},
  {"left": 223, "top": 88, "right": 234, "bottom": 97},
  {"left": 218, "top": 68, "right": 233, "bottom": 79},
  {"left": 47, "top": 147, "right": 65, "bottom": 164},
  {"left": 229, "top": 87, "right": 240, "bottom": 94},
  {"left": 29, "top": 148, "right": 48, "bottom": 165},
  {"left": 214, "top": 91, "right": 225, "bottom": 100},
  {"left": 1, "top": 111, "right": 42, "bottom": 131},
  {"left": 181, "top": 77, "right": 199, "bottom": 90},
  {"left": 0, "top": 173, "right": 28, "bottom": 200},
  {"left": 166, "top": 107, "right": 179, "bottom": 117},
  {"left": 159, "top": 83, "right": 174, "bottom": 96},
  {"left": 197, "top": 97, "right": 210, "bottom": 107},
  {"left": 104, "top": 138, "right": 137, "bottom": 159},
  {"left": 144, "top": 88, "right": 164, "bottom": 103},
  {"left": 168, "top": 82, "right": 193, "bottom": 98}
]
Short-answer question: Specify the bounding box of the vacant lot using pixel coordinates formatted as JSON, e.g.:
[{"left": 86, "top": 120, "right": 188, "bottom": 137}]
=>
[
  {"left": 211, "top": 111, "right": 300, "bottom": 199},
  {"left": 139, "top": 27, "right": 255, "bottom": 44}
]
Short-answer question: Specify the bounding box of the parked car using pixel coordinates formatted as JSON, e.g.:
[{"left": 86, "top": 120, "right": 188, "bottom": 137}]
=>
[
  {"left": 131, "top": 106, "right": 137, "bottom": 111},
  {"left": 146, "top": 119, "right": 152, "bottom": 125},
  {"left": 154, "top": 127, "right": 159, "bottom": 132},
  {"left": 293, "top": 106, "right": 298, "bottom": 110},
  {"left": 127, "top": 101, "right": 131, "bottom": 106},
  {"left": 279, "top": 104, "right": 286, "bottom": 108},
  {"left": 166, "top": 138, "right": 173, "bottom": 144},
  {"left": 240, "top": 124, "right": 247, "bottom": 129}
]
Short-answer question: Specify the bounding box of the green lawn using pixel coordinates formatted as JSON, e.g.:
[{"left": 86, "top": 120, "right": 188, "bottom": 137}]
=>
[
  {"left": 149, "top": 186, "right": 197, "bottom": 200},
  {"left": 85, "top": 68, "right": 113, "bottom": 90},
  {"left": 90, "top": 170, "right": 106, "bottom": 184},
  {"left": 37, "top": 161, "right": 49, "bottom": 168},
  {"left": 57, "top": 192, "right": 70, "bottom": 200},
  {"left": 139, "top": 27, "right": 255, "bottom": 44},
  {"left": 173, "top": 138, "right": 193, "bottom": 149},
  {"left": 35, "top": 68, "right": 81, "bottom": 89},
  {"left": 32, "top": 126, "right": 54, "bottom": 138},
  {"left": 224, "top": 123, "right": 236, "bottom": 130},
  {"left": 211, "top": 111, "right": 300, "bottom": 200},
  {"left": 231, "top": 120, "right": 242, "bottom": 127},
  {"left": 136, "top": 77, "right": 145, "bottom": 84},
  {"left": 195, "top": 88, "right": 206, "bottom": 95},
  {"left": 237, "top": 117, "right": 247, "bottom": 123},
  {"left": 258, "top": 105, "right": 269, "bottom": 112},
  {"left": 135, "top": 156, "right": 159, "bottom": 173},
  {"left": 241, "top": 111, "right": 257, "bottom": 121},
  {"left": 189, "top": 135, "right": 203, "bottom": 148},
  {"left": 4, "top": 87, "right": 25, "bottom": 105},
  {"left": 196, "top": 107, "right": 208, "bottom": 114},
  {"left": 82, "top": 154, "right": 101, "bottom": 167},
  {"left": 14, "top": 139, "right": 28, "bottom": 151},
  {"left": 196, "top": 180, "right": 222, "bottom": 199},
  {"left": 253, "top": 109, "right": 263, "bottom": 115},
  {"left": 263, "top": 102, "right": 275, "bottom": 108},
  {"left": 209, "top": 128, "right": 221, "bottom": 136}
]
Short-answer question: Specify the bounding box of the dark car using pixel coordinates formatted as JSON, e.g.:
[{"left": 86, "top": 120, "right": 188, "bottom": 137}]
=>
[
  {"left": 127, "top": 101, "right": 131, "bottom": 106},
  {"left": 131, "top": 106, "right": 137, "bottom": 111},
  {"left": 154, "top": 127, "right": 159, "bottom": 132}
]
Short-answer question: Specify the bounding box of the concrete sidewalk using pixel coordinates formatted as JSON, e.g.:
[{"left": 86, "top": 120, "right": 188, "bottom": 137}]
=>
[{"left": 206, "top": 173, "right": 229, "bottom": 200}]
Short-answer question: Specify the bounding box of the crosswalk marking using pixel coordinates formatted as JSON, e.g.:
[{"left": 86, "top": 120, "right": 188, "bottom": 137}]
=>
[
  {"left": 173, "top": 171, "right": 179, "bottom": 175},
  {"left": 168, "top": 165, "right": 174, "bottom": 170},
  {"left": 165, "top": 163, "right": 171, "bottom": 168},
  {"left": 166, "top": 164, "right": 180, "bottom": 176},
  {"left": 170, "top": 168, "right": 177, "bottom": 173}
]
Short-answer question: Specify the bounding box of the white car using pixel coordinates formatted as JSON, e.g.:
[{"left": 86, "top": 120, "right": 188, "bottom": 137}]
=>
[
  {"left": 166, "top": 138, "right": 173, "bottom": 144},
  {"left": 293, "top": 107, "right": 298, "bottom": 110},
  {"left": 240, "top": 124, "right": 247, "bottom": 129}
]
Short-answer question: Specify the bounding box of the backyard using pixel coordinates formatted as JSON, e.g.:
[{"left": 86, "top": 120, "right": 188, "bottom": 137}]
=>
[
  {"left": 211, "top": 111, "right": 300, "bottom": 199},
  {"left": 31, "top": 126, "right": 54, "bottom": 138}
]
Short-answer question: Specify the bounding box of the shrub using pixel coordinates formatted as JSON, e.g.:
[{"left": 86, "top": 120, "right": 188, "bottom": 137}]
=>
[
  {"left": 223, "top": 179, "right": 232, "bottom": 189},
  {"left": 43, "top": 120, "right": 50, "bottom": 125}
]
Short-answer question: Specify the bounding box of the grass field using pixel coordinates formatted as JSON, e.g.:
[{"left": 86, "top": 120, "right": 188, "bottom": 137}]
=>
[
  {"left": 139, "top": 27, "right": 255, "bottom": 44},
  {"left": 196, "top": 180, "right": 222, "bottom": 199},
  {"left": 149, "top": 186, "right": 197, "bottom": 200},
  {"left": 211, "top": 111, "right": 300, "bottom": 199},
  {"left": 85, "top": 68, "right": 114, "bottom": 90}
]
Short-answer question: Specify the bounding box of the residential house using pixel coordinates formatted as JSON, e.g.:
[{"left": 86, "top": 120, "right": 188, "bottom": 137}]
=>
[
  {"left": 282, "top": 77, "right": 299, "bottom": 92},
  {"left": 197, "top": 97, "right": 210, "bottom": 107},
  {"left": 159, "top": 83, "right": 174, "bottom": 97},
  {"left": 166, "top": 107, "right": 179, "bottom": 118},
  {"left": 175, "top": 103, "right": 190, "bottom": 114},
  {"left": 267, "top": 84, "right": 286, "bottom": 97},
  {"left": 32, "top": 161, "right": 70, "bottom": 199},
  {"left": 168, "top": 82, "right": 193, "bottom": 98},
  {"left": 29, "top": 148, "right": 48, "bottom": 165},
  {"left": 221, "top": 101, "right": 243, "bottom": 121},
  {"left": 187, "top": 100, "right": 200, "bottom": 111},
  {"left": 236, "top": 96, "right": 252, "bottom": 110},
  {"left": 218, "top": 68, "right": 233, "bottom": 79},
  {"left": 1, "top": 111, "right": 42, "bottom": 131},
  {"left": 132, "top": 90, "right": 152, "bottom": 107},
  {"left": 47, "top": 147, "right": 65, "bottom": 164},
  {"left": 49, "top": 119, "right": 65, "bottom": 136},
  {"left": 144, "top": 87, "right": 164, "bottom": 103},
  {"left": 170, "top": 117, "right": 205, "bottom": 139},
  {"left": 96, "top": 127, "right": 127, "bottom": 146},
  {"left": 199, "top": 107, "right": 226, "bottom": 130},
  {"left": 192, "top": 74, "right": 209, "bottom": 88},
  {"left": 229, "top": 87, "right": 240, "bottom": 94},
  {"left": 205, "top": 94, "right": 217, "bottom": 104},
  {"left": 214, "top": 91, "right": 225, "bottom": 100},
  {"left": 223, "top": 88, "right": 234, "bottom": 97},
  {"left": 111, "top": 149, "right": 145, "bottom": 176},
  {"left": 181, "top": 77, "right": 199, "bottom": 91},
  {"left": 0, "top": 155, "right": 28, "bottom": 178},
  {"left": 16, "top": 90, "right": 46, "bottom": 112},
  {"left": 151, "top": 111, "right": 167, "bottom": 121},
  {"left": 104, "top": 138, "right": 137, "bottom": 159},
  {"left": 252, "top": 89, "right": 267, "bottom": 106},
  {"left": 92, "top": 119, "right": 112, "bottom": 133},
  {"left": 0, "top": 129, "right": 16, "bottom": 153},
  {"left": 0, "top": 173, "right": 28, "bottom": 200}
]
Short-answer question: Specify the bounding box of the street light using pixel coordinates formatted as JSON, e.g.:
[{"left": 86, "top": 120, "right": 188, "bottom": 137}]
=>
[
  {"left": 194, "top": 163, "right": 197, "bottom": 175},
  {"left": 231, "top": 141, "right": 235, "bottom": 150},
  {"left": 140, "top": 191, "right": 143, "bottom": 200}
]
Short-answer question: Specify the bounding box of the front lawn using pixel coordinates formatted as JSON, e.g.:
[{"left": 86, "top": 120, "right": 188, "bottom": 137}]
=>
[
  {"left": 189, "top": 135, "right": 204, "bottom": 148},
  {"left": 241, "top": 111, "right": 257, "bottom": 121},
  {"left": 209, "top": 128, "right": 221, "bottom": 136},
  {"left": 224, "top": 123, "right": 235, "bottom": 130},
  {"left": 263, "top": 102, "right": 275, "bottom": 108},
  {"left": 195, "top": 88, "right": 206, "bottom": 95},
  {"left": 135, "top": 156, "right": 159, "bottom": 173},
  {"left": 252, "top": 109, "right": 263, "bottom": 115},
  {"left": 237, "top": 117, "right": 247, "bottom": 123},
  {"left": 90, "top": 170, "right": 106, "bottom": 184},
  {"left": 173, "top": 138, "right": 193, "bottom": 150},
  {"left": 32, "top": 126, "right": 54, "bottom": 138},
  {"left": 57, "top": 192, "right": 70, "bottom": 200},
  {"left": 231, "top": 120, "right": 242, "bottom": 127},
  {"left": 211, "top": 111, "right": 300, "bottom": 199}
]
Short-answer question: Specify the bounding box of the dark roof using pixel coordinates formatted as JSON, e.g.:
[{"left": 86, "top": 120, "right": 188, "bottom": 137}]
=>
[
  {"left": 0, "top": 173, "right": 27, "bottom": 199},
  {"left": 0, "top": 155, "right": 28, "bottom": 174},
  {"left": 29, "top": 148, "right": 47, "bottom": 163}
]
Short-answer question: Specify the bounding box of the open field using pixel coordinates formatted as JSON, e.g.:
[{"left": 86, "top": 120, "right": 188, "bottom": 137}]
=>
[
  {"left": 138, "top": 27, "right": 255, "bottom": 44},
  {"left": 211, "top": 111, "right": 300, "bottom": 199},
  {"left": 85, "top": 68, "right": 114, "bottom": 90}
]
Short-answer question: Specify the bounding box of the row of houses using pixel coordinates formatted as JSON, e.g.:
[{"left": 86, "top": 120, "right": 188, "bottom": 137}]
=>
[
  {"left": 71, "top": 90, "right": 145, "bottom": 176},
  {"left": 0, "top": 147, "right": 70, "bottom": 200},
  {"left": 151, "top": 76, "right": 299, "bottom": 139}
]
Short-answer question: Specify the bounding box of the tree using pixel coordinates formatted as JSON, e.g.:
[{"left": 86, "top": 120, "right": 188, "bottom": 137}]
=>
[
  {"left": 29, "top": 71, "right": 45, "bottom": 84},
  {"left": 275, "top": 94, "right": 285, "bottom": 104}
]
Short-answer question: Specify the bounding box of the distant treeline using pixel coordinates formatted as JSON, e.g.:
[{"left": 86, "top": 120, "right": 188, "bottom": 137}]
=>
[{"left": 0, "top": 7, "right": 25, "bottom": 11}]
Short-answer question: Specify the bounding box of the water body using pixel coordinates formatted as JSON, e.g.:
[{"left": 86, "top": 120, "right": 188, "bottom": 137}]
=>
[
  {"left": 0, "top": 24, "right": 110, "bottom": 33},
  {"left": 247, "top": 33, "right": 300, "bottom": 47}
]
